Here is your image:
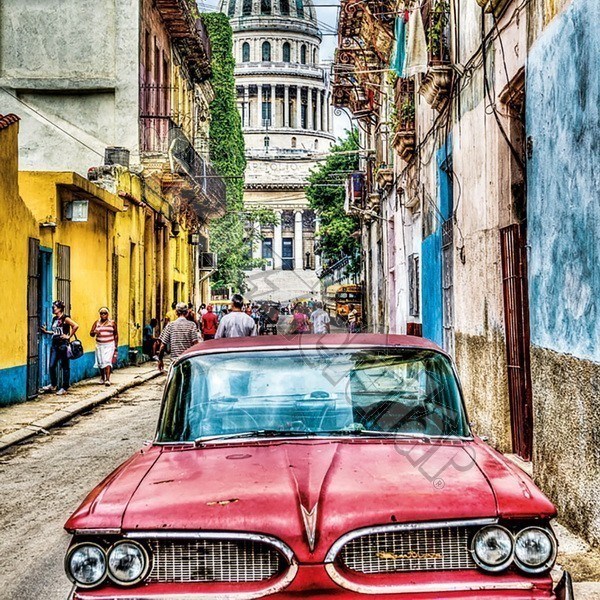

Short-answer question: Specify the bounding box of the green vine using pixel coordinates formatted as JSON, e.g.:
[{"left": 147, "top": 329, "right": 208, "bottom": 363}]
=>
[
  {"left": 201, "top": 13, "right": 249, "bottom": 291},
  {"left": 427, "top": 0, "right": 450, "bottom": 62}
]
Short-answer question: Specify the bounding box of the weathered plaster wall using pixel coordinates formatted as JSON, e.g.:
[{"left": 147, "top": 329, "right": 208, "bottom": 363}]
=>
[
  {"left": 526, "top": 0, "right": 600, "bottom": 544},
  {"left": 0, "top": 0, "right": 140, "bottom": 174}
]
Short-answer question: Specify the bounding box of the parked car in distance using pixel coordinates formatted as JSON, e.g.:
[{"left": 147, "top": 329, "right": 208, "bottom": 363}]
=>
[{"left": 64, "top": 334, "right": 573, "bottom": 599}]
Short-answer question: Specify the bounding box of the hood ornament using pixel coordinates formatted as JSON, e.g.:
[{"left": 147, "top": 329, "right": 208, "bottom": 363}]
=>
[{"left": 300, "top": 504, "right": 318, "bottom": 551}]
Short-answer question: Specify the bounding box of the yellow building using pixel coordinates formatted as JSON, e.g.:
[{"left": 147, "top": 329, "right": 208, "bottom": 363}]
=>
[{"left": 0, "top": 116, "right": 211, "bottom": 405}]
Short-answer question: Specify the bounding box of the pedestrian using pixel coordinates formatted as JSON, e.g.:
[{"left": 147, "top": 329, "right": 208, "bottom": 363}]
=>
[
  {"left": 215, "top": 294, "right": 257, "bottom": 339},
  {"left": 290, "top": 304, "right": 310, "bottom": 334},
  {"left": 201, "top": 304, "right": 219, "bottom": 340},
  {"left": 90, "top": 307, "right": 118, "bottom": 386},
  {"left": 164, "top": 301, "right": 177, "bottom": 326},
  {"left": 186, "top": 302, "right": 199, "bottom": 327},
  {"left": 143, "top": 318, "right": 159, "bottom": 359},
  {"left": 347, "top": 304, "right": 359, "bottom": 333},
  {"left": 310, "top": 301, "right": 331, "bottom": 334},
  {"left": 157, "top": 302, "right": 200, "bottom": 371},
  {"left": 39, "top": 300, "right": 79, "bottom": 395},
  {"left": 199, "top": 303, "right": 207, "bottom": 316}
]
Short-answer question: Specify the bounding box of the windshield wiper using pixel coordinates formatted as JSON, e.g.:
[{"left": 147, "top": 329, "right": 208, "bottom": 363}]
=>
[
  {"left": 194, "top": 430, "right": 313, "bottom": 446},
  {"left": 317, "top": 429, "right": 437, "bottom": 439}
]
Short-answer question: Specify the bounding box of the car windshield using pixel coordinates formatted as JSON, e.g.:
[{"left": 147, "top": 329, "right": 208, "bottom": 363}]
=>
[
  {"left": 156, "top": 349, "right": 470, "bottom": 442},
  {"left": 336, "top": 293, "right": 361, "bottom": 300}
]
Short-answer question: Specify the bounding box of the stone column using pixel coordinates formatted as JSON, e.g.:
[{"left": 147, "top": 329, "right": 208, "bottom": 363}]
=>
[
  {"left": 296, "top": 86, "right": 301, "bottom": 129},
  {"left": 294, "top": 210, "right": 303, "bottom": 270},
  {"left": 256, "top": 84, "right": 263, "bottom": 128},
  {"left": 270, "top": 84, "right": 276, "bottom": 127},
  {"left": 252, "top": 220, "right": 262, "bottom": 261},
  {"left": 307, "top": 88, "right": 314, "bottom": 130},
  {"left": 314, "top": 215, "right": 321, "bottom": 270},
  {"left": 316, "top": 89, "right": 322, "bottom": 131},
  {"left": 284, "top": 85, "right": 290, "bottom": 127},
  {"left": 244, "top": 86, "right": 250, "bottom": 127},
  {"left": 273, "top": 210, "right": 283, "bottom": 269}
]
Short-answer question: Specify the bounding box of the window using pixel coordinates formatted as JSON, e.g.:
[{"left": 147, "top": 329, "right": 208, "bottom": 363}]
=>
[
  {"left": 228, "top": 0, "right": 236, "bottom": 16},
  {"left": 242, "top": 42, "right": 250, "bottom": 62},
  {"left": 262, "top": 41, "right": 271, "bottom": 62},
  {"left": 56, "top": 243, "right": 71, "bottom": 314},
  {"left": 280, "top": 0, "right": 290, "bottom": 14},
  {"left": 312, "top": 48, "right": 317, "bottom": 64},
  {"left": 243, "top": 0, "right": 252, "bottom": 15},
  {"left": 282, "top": 42, "right": 291, "bottom": 63},
  {"left": 301, "top": 101, "right": 307, "bottom": 128},
  {"left": 295, "top": 0, "right": 304, "bottom": 18},
  {"left": 262, "top": 87, "right": 272, "bottom": 125},
  {"left": 300, "top": 44, "right": 307, "bottom": 64},
  {"left": 262, "top": 238, "right": 273, "bottom": 258},
  {"left": 314, "top": 139, "right": 318, "bottom": 149},
  {"left": 261, "top": 0, "right": 271, "bottom": 14},
  {"left": 291, "top": 136, "right": 297, "bottom": 148},
  {"left": 264, "top": 136, "right": 270, "bottom": 149}
]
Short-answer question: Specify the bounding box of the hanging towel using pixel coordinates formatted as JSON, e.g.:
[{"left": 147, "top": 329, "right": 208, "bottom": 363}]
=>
[
  {"left": 404, "top": 6, "right": 428, "bottom": 76},
  {"left": 390, "top": 17, "right": 407, "bottom": 77}
]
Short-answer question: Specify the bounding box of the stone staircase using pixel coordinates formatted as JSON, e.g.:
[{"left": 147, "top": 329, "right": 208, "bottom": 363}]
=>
[{"left": 244, "top": 268, "right": 321, "bottom": 304}]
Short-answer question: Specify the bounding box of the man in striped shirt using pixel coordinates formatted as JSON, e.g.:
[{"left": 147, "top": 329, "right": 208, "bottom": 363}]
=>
[{"left": 157, "top": 303, "right": 199, "bottom": 371}]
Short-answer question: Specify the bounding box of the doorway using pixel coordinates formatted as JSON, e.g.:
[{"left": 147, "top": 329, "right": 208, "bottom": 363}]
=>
[
  {"left": 282, "top": 238, "right": 294, "bottom": 270},
  {"left": 38, "top": 248, "right": 53, "bottom": 388}
]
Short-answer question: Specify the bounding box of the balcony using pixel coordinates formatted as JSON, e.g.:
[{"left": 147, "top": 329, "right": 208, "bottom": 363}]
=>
[
  {"left": 344, "top": 172, "right": 366, "bottom": 215},
  {"left": 140, "top": 85, "right": 226, "bottom": 220},
  {"left": 419, "top": 0, "right": 453, "bottom": 112},
  {"left": 154, "top": 0, "right": 211, "bottom": 81},
  {"left": 392, "top": 79, "right": 416, "bottom": 162},
  {"left": 474, "top": 0, "right": 511, "bottom": 17}
]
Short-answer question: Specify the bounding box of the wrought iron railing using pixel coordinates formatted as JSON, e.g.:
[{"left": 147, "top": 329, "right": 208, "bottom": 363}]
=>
[{"left": 423, "top": 0, "right": 451, "bottom": 65}]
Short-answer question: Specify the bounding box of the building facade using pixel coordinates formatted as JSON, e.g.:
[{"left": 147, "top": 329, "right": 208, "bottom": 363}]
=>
[
  {"left": 0, "top": 0, "right": 226, "bottom": 404},
  {"left": 334, "top": 0, "right": 600, "bottom": 545},
  {"left": 220, "top": 0, "right": 335, "bottom": 278}
]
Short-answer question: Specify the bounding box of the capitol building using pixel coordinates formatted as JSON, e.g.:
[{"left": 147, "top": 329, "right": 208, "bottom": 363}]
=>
[{"left": 220, "top": 0, "right": 335, "bottom": 277}]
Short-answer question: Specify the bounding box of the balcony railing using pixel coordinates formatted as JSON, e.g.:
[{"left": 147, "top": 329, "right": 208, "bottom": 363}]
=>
[
  {"left": 140, "top": 86, "right": 226, "bottom": 217},
  {"left": 423, "top": 0, "right": 451, "bottom": 66}
]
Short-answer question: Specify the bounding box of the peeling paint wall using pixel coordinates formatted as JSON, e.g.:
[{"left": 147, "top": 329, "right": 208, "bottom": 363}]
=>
[{"left": 526, "top": 0, "right": 600, "bottom": 544}]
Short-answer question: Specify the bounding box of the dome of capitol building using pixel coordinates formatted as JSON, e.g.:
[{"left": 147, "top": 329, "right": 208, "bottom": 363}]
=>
[{"left": 219, "top": 0, "right": 335, "bottom": 278}]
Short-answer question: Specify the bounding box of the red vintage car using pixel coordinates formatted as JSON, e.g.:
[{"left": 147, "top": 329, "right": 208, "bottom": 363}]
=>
[{"left": 64, "top": 334, "right": 573, "bottom": 599}]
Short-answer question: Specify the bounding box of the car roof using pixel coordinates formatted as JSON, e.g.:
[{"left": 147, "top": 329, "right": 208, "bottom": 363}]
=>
[{"left": 179, "top": 333, "right": 445, "bottom": 360}]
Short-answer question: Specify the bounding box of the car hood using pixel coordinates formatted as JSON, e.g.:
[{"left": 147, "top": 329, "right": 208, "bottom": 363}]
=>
[{"left": 66, "top": 439, "right": 555, "bottom": 563}]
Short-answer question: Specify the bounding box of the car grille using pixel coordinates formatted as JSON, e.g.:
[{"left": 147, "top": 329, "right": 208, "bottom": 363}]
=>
[
  {"left": 146, "top": 538, "right": 285, "bottom": 583},
  {"left": 338, "top": 526, "right": 477, "bottom": 573}
]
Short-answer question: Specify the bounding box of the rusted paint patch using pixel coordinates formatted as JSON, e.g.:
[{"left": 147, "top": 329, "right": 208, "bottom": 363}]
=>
[{"left": 206, "top": 498, "right": 239, "bottom": 506}]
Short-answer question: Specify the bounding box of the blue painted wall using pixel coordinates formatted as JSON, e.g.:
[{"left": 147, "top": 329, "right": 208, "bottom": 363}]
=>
[
  {"left": 526, "top": 0, "right": 600, "bottom": 361},
  {"left": 422, "top": 142, "right": 453, "bottom": 347},
  {"left": 0, "top": 345, "right": 134, "bottom": 406}
]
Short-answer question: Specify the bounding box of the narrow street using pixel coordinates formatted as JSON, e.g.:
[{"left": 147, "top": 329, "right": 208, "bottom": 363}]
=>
[{"left": 0, "top": 380, "right": 163, "bottom": 600}]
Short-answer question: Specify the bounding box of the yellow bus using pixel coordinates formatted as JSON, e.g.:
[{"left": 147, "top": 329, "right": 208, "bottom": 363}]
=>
[{"left": 325, "top": 284, "right": 362, "bottom": 326}]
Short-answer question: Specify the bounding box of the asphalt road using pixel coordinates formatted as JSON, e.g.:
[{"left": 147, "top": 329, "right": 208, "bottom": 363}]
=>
[{"left": 0, "top": 380, "right": 164, "bottom": 600}]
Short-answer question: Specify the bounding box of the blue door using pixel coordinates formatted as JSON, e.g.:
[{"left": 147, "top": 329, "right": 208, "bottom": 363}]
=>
[{"left": 38, "top": 248, "right": 53, "bottom": 388}]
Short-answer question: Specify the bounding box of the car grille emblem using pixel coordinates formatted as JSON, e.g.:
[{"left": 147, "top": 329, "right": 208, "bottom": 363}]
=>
[
  {"left": 376, "top": 550, "right": 443, "bottom": 560},
  {"left": 300, "top": 504, "right": 318, "bottom": 552}
]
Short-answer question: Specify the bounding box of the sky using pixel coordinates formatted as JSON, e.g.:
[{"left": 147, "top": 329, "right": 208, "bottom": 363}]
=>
[{"left": 197, "top": 0, "right": 348, "bottom": 138}]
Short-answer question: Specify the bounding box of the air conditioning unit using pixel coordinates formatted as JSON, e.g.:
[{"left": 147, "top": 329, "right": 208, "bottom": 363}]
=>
[{"left": 199, "top": 252, "right": 217, "bottom": 270}]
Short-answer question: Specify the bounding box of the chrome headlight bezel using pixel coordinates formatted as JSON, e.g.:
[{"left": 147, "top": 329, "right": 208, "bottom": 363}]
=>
[
  {"left": 107, "top": 539, "right": 151, "bottom": 586},
  {"left": 65, "top": 542, "right": 108, "bottom": 588},
  {"left": 514, "top": 526, "right": 557, "bottom": 574},
  {"left": 471, "top": 525, "right": 514, "bottom": 572}
]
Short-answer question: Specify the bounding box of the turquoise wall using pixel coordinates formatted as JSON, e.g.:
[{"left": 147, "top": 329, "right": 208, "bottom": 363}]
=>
[{"left": 526, "top": 0, "right": 600, "bottom": 361}]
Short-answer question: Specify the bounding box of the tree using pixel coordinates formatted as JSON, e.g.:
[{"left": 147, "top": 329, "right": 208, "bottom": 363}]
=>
[{"left": 306, "top": 130, "right": 361, "bottom": 270}]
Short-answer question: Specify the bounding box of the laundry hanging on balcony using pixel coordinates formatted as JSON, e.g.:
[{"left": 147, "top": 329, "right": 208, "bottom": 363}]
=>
[
  {"left": 404, "top": 3, "right": 428, "bottom": 77},
  {"left": 390, "top": 16, "right": 407, "bottom": 77}
]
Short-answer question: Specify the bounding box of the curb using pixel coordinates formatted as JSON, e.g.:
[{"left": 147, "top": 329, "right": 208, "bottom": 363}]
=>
[{"left": 0, "top": 369, "right": 163, "bottom": 454}]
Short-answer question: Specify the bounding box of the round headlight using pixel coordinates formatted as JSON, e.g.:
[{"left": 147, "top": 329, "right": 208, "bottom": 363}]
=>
[
  {"left": 471, "top": 525, "right": 514, "bottom": 571},
  {"left": 514, "top": 527, "right": 557, "bottom": 573},
  {"left": 107, "top": 541, "right": 150, "bottom": 585},
  {"left": 66, "top": 543, "right": 107, "bottom": 588}
]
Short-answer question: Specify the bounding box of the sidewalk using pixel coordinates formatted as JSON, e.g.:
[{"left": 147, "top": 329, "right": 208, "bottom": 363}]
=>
[{"left": 0, "top": 362, "right": 163, "bottom": 452}]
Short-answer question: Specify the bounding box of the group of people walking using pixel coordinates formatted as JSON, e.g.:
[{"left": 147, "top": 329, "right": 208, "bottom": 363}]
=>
[{"left": 38, "top": 291, "right": 347, "bottom": 394}]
